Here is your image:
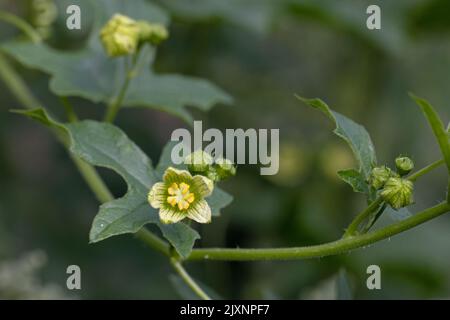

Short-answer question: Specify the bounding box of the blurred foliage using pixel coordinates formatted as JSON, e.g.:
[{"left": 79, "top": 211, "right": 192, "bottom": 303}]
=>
[{"left": 0, "top": 0, "right": 449, "bottom": 299}]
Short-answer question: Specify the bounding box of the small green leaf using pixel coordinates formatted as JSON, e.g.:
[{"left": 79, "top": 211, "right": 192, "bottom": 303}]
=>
[
  {"left": 65, "top": 120, "right": 199, "bottom": 258},
  {"left": 410, "top": 94, "right": 450, "bottom": 174},
  {"left": 337, "top": 169, "right": 368, "bottom": 194},
  {"left": 11, "top": 108, "right": 67, "bottom": 137},
  {"left": 297, "top": 96, "right": 377, "bottom": 180}
]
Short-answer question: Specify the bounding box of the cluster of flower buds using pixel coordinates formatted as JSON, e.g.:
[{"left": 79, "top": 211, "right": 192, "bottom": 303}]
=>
[
  {"left": 100, "top": 14, "right": 169, "bottom": 57},
  {"left": 184, "top": 150, "right": 236, "bottom": 182},
  {"left": 368, "top": 156, "right": 415, "bottom": 210}
]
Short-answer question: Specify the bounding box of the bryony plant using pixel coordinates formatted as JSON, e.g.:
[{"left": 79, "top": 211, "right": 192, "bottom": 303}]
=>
[{"left": 0, "top": 0, "right": 450, "bottom": 300}]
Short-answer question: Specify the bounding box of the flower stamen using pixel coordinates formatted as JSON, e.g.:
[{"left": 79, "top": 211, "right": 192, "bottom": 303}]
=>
[{"left": 167, "top": 182, "right": 195, "bottom": 211}]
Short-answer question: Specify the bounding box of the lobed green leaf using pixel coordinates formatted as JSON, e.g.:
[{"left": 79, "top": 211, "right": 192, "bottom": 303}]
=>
[{"left": 297, "top": 96, "right": 377, "bottom": 189}]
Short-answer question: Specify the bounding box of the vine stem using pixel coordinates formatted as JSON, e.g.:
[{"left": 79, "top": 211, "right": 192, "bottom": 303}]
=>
[
  {"left": 170, "top": 257, "right": 212, "bottom": 300},
  {"left": 186, "top": 202, "right": 450, "bottom": 261}
]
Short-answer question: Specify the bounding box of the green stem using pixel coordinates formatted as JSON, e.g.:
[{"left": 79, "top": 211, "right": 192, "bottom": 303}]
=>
[
  {"left": 0, "top": 11, "right": 41, "bottom": 43},
  {"left": 186, "top": 202, "right": 450, "bottom": 261},
  {"left": 61, "top": 97, "right": 79, "bottom": 122},
  {"left": 135, "top": 228, "right": 171, "bottom": 257},
  {"left": 407, "top": 159, "right": 445, "bottom": 182},
  {"left": 71, "top": 156, "right": 114, "bottom": 203},
  {"left": 103, "top": 74, "right": 131, "bottom": 123},
  {"left": 343, "top": 197, "right": 384, "bottom": 238},
  {"left": 104, "top": 53, "right": 140, "bottom": 123},
  {"left": 0, "top": 52, "right": 40, "bottom": 109},
  {"left": 170, "top": 257, "right": 211, "bottom": 300}
]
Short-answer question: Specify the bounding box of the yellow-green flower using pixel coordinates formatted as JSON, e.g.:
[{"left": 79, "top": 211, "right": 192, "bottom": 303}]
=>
[
  {"left": 381, "top": 177, "right": 414, "bottom": 210},
  {"left": 100, "top": 14, "right": 140, "bottom": 57},
  {"left": 148, "top": 167, "right": 214, "bottom": 224}
]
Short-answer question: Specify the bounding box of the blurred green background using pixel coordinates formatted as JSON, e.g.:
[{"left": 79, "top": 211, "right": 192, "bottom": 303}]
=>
[{"left": 0, "top": 0, "right": 450, "bottom": 299}]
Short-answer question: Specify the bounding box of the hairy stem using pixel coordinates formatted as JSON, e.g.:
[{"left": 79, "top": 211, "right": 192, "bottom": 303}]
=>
[
  {"left": 170, "top": 257, "right": 211, "bottom": 300},
  {"left": 186, "top": 202, "right": 450, "bottom": 261}
]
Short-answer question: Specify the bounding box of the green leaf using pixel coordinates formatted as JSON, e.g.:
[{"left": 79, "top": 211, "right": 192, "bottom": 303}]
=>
[
  {"left": 297, "top": 96, "right": 377, "bottom": 180},
  {"left": 337, "top": 169, "right": 368, "bottom": 194},
  {"left": 156, "top": 141, "right": 233, "bottom": 217},
  {"left": 410, "top": 94, "right": 450, "bottom": 174},
  {"left": 65, "top": 120, "right": 199, "bottom": 258},
  {"left": 10, "top": 108, "right": 67, "bottom": 137},
  {"left": 2, "top": 0, "right": 232, "bottom": 123},
  {"left": 207, "top": 188, "right": 233, "bottom": 217}
]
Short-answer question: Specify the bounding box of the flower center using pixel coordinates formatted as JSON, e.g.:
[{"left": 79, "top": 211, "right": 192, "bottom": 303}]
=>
[{"left": 167, "top": 182, "right": 195, "bottom": 211}]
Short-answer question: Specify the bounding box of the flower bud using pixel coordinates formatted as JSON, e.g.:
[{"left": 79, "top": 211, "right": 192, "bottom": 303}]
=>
[
  {"left": 380, "top": 177, "right": 414, "bottom": 210},
  {"left": 184, "top": 150, "right": 213, "bottom": 174},
  {"left": 369, "top": 166, "right": 392, "bottom": 190},
  {"left": 137, "top": 21, "right": 169, "bottom": 45},
  {"left": 206, "top": 167, "right": 220, "bottom": 182},
  {"left": 214, "top": 158, "right": 236, "bottom": 180},
  {"left": 100, "top": 14, "right": 140, "bottom": 57},
  {"left": 395, "top": 156, "right": 414, "bottom": 176}
]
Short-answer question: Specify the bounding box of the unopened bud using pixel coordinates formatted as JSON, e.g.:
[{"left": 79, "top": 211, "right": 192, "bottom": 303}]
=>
[
  {"left": 100, "top": 14, "right": 140, "bottom": 57},
  {"left": 369, "top": 166, "right": 392, "bottom": 190},
  {"left": 381, "top": 177, "right": 414, "bottom": 210},
  {"left": 184, "top": 150, "right": 213, "bottom": 174},
  {"left": 214, "top": 158, "right": 236, "bottom": 180},
  {"left": 395, "top": 156, "right": 414, "bottom": 176}
]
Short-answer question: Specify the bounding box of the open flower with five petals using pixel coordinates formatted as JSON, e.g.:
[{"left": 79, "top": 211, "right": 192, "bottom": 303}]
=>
[{"left": 148, "top": 167, "right": 214, "bottom": 224}]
